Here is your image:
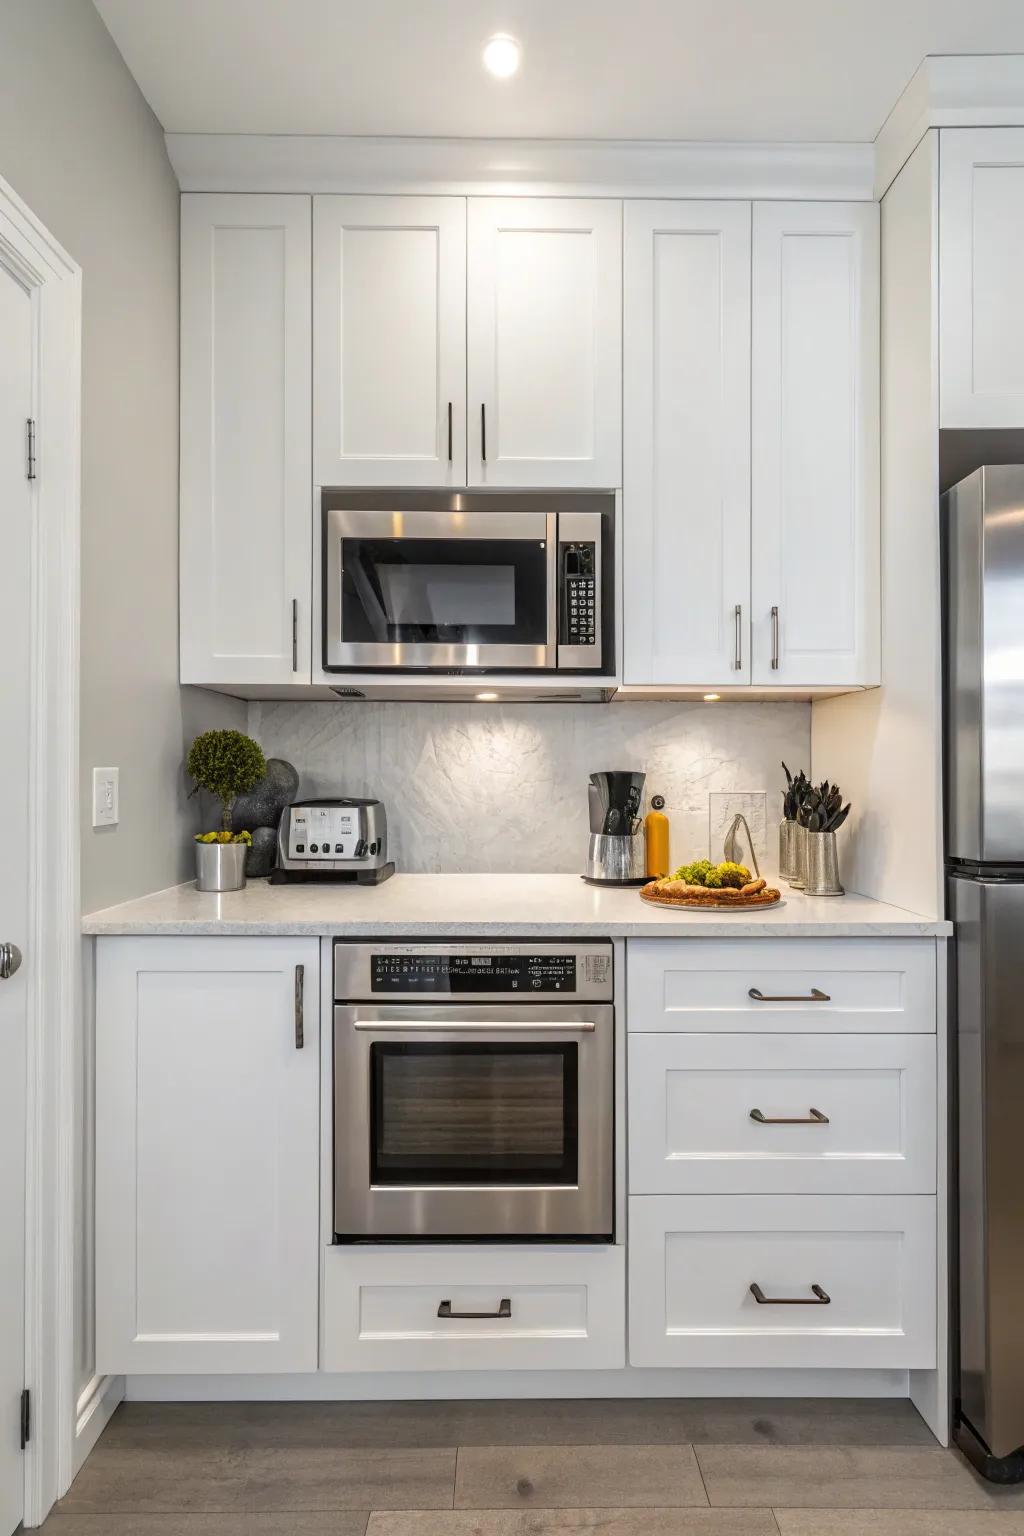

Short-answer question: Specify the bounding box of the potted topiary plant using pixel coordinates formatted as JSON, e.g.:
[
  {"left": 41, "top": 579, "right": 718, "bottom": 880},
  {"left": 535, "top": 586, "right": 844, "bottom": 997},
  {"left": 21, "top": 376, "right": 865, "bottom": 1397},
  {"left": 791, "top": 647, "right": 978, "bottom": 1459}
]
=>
[{"left": 187, "top": 729, "right": 267, "bottom": 892}]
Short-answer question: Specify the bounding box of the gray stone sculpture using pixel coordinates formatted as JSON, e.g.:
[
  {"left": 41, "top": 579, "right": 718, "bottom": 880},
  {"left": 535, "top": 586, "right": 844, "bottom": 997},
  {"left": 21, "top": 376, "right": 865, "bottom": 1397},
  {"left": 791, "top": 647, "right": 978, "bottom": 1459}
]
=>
[{"left": 231, "top": 757, "right": 299, "bottom": 833}]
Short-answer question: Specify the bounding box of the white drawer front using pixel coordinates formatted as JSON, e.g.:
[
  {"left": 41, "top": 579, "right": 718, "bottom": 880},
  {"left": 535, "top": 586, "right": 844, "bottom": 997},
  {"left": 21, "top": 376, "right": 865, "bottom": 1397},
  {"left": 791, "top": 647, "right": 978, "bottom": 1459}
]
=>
[
  {"left": 627, "top": 939, "right": 935, "bottom": 1033},
  {"left": 629, "top": 1033, "right": 936, "bottom": 1195},
  {"left": 628, "top": 1195, "right": 935, "bottom": 1370},
  {"left": 322, "top": 1245, "right": 625, "bottom": 1372}
]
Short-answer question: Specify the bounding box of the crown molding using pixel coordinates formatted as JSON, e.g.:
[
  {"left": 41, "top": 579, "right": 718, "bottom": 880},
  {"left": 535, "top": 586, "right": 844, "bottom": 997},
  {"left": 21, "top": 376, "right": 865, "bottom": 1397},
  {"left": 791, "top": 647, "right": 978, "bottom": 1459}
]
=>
[
  {"left": 875, "top": 54, "right": 1024, "bottom": 197},
  {"left": 165, "top": 133, "right": 875, "bottom": 201}
]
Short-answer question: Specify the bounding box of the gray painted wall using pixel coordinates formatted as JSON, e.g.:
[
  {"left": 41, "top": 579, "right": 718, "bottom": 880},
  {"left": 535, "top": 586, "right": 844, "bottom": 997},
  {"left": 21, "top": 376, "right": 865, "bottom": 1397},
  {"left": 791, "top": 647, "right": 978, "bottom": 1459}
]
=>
[
  {"left": 0, "top": 0, "right": 245, "bottom": 916},
  {"left": 0, "top": 0, "right": 244, "bottom": 1417}
]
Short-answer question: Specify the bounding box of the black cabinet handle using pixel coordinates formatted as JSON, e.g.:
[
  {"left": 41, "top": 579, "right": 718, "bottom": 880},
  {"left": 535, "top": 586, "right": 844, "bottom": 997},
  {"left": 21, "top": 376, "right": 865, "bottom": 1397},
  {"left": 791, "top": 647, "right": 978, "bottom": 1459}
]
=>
[
  {"left": 294, "top": 964, "right": 304, "bottom": 1049},
  {"left": 481, "top": 402, "right": 487, "bottom": 463},
  {"left": 750, "top": 1283, "right": 830, "bottom": 1306},
  {"left": 748, "top": 987, "right": 830, "bottom": 1003},
  {"left": 750, "top": 1107, "right": 829, "bottom": 1125},
  {"left": 447, "top": 401, "right": 453, "bottom": 463},
  {"left": 437, "top": 1298, "right": 511, "bottom": 1320}
]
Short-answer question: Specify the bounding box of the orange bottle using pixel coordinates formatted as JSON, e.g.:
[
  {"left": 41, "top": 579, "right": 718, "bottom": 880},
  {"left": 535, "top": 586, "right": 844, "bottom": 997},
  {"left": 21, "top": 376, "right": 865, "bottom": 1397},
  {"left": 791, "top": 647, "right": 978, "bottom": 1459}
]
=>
[{"left": 645, "top": 794, "right": 670, "bottom": 878}]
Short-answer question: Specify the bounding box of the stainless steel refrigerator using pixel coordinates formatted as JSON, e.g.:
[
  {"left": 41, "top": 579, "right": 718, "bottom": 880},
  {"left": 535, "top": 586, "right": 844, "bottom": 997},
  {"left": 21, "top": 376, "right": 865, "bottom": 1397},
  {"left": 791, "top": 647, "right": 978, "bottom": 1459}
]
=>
[{"left": 945, "top": 465, "right": 1024, "bottom": 1481}]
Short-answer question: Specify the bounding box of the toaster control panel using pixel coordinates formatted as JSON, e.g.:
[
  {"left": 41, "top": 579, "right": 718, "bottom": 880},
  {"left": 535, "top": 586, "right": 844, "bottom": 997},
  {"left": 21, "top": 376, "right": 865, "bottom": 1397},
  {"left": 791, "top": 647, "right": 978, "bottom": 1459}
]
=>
[{"left": 288, "top": 805, "right": 378, "bottom": 861}]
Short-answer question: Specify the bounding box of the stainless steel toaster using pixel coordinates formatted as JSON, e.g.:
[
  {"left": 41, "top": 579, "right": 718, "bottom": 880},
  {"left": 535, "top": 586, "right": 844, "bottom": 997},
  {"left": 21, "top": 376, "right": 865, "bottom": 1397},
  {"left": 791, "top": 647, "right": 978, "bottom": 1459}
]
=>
[{"left": 271, "top": 799, "right": 394, "bottom": 885}]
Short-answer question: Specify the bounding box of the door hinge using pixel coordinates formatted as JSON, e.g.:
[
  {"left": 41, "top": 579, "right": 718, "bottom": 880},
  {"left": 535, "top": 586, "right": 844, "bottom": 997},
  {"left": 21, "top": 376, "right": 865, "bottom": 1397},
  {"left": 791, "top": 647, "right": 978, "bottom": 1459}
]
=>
[
  {"left": 26, "top": 418, "right": 37, "bottom": 481},
  {"left": 20, "top": 1388, "right": 30, "bottom": 1449}
]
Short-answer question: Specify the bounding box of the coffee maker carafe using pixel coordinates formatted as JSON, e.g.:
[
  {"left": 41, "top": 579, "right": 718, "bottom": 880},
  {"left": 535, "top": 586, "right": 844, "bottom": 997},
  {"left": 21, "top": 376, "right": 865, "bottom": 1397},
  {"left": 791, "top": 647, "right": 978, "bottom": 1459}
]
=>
[{"left": 584, "top": 770, "right": 647, "bottom": 884}]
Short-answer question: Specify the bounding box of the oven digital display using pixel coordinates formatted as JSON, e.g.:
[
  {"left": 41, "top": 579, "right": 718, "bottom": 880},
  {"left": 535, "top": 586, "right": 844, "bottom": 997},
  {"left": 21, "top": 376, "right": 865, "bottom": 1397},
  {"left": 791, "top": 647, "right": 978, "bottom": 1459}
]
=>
[{"left": 370, "top": 953, "right": 578, "bottom": 993}]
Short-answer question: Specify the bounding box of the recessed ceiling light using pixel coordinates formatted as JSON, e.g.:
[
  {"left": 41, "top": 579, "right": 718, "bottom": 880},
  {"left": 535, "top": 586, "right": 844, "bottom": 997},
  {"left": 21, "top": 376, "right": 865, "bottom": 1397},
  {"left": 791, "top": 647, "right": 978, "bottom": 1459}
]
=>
[
  {"left": 703, "top": 693, "right": 721, "bottom": 702},
  {"left": 482, "top": 34, "right": 521, "bottom": 79},
  {"left": 476, "top": 690, "right": 499, "bottom": 701}
]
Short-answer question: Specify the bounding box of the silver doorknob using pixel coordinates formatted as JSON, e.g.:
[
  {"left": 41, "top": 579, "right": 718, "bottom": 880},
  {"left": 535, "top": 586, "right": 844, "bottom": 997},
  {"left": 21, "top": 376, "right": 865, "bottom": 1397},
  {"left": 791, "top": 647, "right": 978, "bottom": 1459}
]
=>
[{"left": 0, "top": 943, "right": 22, "bottom": 980}]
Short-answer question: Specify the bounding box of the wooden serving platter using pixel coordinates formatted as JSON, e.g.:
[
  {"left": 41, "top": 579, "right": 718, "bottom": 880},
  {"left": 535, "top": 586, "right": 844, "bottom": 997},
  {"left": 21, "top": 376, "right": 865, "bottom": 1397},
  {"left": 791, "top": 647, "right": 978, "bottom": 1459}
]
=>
[{"left": 638, "top": 892, "right": 785, "bottom": 912}]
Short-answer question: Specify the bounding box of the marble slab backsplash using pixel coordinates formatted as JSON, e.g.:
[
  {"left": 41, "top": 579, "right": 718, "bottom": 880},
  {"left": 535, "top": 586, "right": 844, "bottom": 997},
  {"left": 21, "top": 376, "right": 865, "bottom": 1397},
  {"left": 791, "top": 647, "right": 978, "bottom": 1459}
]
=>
[{"left": 248, "top": 700, "right": 809, "bottom": 876}]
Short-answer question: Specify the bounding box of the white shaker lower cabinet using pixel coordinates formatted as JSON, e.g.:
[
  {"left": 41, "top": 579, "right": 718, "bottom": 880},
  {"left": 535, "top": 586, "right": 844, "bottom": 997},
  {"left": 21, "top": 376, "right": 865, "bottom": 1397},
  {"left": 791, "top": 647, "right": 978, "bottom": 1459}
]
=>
[
  {"left": 313, "top": 195, "right": 467, "bottom": 485},
  {"left": 96, "top": 937, "right": 320, "bottom": 1374},
  {"left": 467, "top": 198, "right": 622, "bottom": 488},
  {"left": 322, "top": 1245, "right": 626, "bottom": 1373},
  {"left": 750, "top": 201, "right": 880, "bottom": 687},
  {"left": 628, "top": 1195, "right": 936, "bottom": 1370},
  {"left": 180, "top": 194, "right": 312, "bottom": 686},
  {"left": 623, "top": 201, "right": 752, "bottom": 685},
  {"left": 940, "top": 128, "right": 1024, "bottom": 427}
]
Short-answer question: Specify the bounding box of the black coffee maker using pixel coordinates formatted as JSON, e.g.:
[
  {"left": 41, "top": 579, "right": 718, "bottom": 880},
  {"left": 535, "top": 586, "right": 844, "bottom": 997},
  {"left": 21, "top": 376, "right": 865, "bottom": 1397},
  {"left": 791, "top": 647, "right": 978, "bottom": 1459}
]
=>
[{"left": 584, "top": 770, "right": 647, "bottom": 884}]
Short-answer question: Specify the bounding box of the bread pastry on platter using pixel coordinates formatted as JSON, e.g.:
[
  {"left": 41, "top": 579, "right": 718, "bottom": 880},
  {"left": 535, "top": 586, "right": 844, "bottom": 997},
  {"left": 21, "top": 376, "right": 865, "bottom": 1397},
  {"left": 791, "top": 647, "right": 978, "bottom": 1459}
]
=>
[{"left": 640, "top": 874, "right": 782, "bottom": 908}]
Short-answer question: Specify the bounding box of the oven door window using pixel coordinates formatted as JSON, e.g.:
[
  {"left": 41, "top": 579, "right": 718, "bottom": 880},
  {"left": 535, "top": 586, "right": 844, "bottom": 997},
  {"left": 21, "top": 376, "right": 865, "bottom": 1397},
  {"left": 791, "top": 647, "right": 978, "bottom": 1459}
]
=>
[
  {"left": 370, "top": 1042, "right": 579, "bottom": 1186},
  {"left": 340, "top": 537, "right": 548, "bottom": 646}
]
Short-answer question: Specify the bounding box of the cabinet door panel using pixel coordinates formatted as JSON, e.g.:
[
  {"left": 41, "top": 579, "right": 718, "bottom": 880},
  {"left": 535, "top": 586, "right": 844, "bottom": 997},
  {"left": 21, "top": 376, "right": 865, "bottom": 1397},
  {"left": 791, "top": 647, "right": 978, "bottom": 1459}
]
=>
[
  {"left": 751, "top": 202, "right": 879, "bottom": 686},
  {"left": 180, "top": 194, "right": 312, "bottom": 685},
  {"left": 468, "top": 198, "right": 621, "bottom": 487},
  {"left": 96, "top": 937, "right": 320, "bottom": 1374},
  {"left": 624, "top": 201, "right": 751, "bottom": 684},
  {"left": 940, "top": 128, "right": 1024, "bottom": 427},
  {"left": 314, "top": 196, "right": 466, "bottom": 486}
]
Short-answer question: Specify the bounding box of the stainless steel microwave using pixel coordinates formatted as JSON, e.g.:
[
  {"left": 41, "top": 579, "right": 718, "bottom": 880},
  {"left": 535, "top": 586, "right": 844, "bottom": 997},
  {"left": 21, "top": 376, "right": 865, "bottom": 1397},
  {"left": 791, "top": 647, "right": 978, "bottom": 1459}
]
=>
[{"left": 322, "top": 489, "right": 613, "bottom": 674}]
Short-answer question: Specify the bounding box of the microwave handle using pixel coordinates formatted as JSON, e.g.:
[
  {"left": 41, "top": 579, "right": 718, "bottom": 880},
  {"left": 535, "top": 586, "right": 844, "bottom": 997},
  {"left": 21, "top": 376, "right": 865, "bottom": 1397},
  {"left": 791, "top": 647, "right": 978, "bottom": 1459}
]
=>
[{"left": 546, "top": 512, "right": 558, "bottom": 659}]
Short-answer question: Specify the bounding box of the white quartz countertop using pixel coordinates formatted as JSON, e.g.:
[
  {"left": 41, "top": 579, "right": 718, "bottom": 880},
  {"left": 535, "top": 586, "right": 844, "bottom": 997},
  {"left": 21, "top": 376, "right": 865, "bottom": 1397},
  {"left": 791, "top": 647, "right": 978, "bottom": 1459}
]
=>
[{"left": 82, "top": 873, "right": 951, "bottom": 938}]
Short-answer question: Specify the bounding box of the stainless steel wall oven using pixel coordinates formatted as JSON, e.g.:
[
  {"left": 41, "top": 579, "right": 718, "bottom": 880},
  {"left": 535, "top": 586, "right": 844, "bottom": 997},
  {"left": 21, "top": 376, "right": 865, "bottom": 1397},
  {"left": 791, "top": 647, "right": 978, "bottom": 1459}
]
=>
[
  {"left": 322, "top": 490, "right": 613, "bottom": 675},
  {"left": 333, "top": 940, "right": 614, "bottom": 1241}
]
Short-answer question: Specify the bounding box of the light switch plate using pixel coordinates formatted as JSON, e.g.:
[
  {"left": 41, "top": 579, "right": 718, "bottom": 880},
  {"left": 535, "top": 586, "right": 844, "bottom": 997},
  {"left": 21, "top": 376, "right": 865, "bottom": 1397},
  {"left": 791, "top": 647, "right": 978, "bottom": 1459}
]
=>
[{"left": 92, "top": 766, "right": 119, "bottom": 828}]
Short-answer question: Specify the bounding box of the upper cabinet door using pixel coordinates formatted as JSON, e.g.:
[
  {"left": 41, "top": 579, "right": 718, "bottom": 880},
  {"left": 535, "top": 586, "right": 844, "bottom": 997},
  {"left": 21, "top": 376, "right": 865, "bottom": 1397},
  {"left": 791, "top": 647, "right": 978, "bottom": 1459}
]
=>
[
  {"left": 314, "top": 196, "right": 467, "bottom": 486},
  {"left": 940, "top": 129, "right": 1024, "bottom": 427},
  {"left": 467, "top": 198, "right": 622, "bottom": 488},
  {"left": 623, "top": 201, "right": 752, "bottom": 685},
  {"left": 751, "top": 202, "right": 880, "bottom": 687},
  {"left": 180, "top": 194, "right": 312, "bottom": 686}
]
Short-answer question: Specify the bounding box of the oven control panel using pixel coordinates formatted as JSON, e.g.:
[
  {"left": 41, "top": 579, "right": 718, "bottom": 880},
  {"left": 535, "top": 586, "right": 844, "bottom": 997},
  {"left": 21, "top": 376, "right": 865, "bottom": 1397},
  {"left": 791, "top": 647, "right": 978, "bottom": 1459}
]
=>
[
  {"left": 335, "top": 941, "right": 613, "bottom": 1001},
  {"left": 561, "top": 543, "right": 597, "bottom": 647},
  {"left": 371, "top": 952, "right": 578, "bottom": 994}
]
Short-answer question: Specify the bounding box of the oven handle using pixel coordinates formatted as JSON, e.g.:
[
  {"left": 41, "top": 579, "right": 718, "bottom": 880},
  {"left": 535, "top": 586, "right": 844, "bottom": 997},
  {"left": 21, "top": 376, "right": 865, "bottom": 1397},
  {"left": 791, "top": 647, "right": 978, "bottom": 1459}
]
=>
[{"left": 351, "top": 1019, "right": 597, "bottom": 1032}]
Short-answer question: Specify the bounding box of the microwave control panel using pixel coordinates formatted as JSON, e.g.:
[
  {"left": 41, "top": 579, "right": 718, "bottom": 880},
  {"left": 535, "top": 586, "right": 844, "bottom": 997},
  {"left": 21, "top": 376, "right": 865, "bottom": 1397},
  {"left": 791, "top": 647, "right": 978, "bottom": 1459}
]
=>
[{"left": 560, "top": 542, "right": 597, "bottom": 647}]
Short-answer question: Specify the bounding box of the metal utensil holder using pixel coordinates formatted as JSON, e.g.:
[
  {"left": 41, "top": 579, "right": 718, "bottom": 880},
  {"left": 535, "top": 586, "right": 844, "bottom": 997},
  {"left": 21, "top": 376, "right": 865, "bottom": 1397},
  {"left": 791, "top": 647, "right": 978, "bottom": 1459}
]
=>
[{"left": 804, "top": 829, "right": 844, "bottom": 896}]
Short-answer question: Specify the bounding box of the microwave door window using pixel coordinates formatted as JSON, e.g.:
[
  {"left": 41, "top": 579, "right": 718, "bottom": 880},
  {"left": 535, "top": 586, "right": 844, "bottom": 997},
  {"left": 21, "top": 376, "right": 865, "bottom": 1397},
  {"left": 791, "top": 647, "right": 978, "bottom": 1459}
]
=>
[
  {"left": 370, "top": 1042, "right": 579, "bottom": 1186},
  {"left": 340, "top": 538, "right": 548, "bottom": 647}
]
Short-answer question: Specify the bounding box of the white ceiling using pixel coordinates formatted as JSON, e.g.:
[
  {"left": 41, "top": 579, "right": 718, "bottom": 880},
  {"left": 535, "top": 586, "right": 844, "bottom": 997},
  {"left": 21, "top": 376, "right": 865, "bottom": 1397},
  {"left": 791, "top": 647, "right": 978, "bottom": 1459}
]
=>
[{"left": 95, "top": 0, "right": 1024, "bottom": 143}]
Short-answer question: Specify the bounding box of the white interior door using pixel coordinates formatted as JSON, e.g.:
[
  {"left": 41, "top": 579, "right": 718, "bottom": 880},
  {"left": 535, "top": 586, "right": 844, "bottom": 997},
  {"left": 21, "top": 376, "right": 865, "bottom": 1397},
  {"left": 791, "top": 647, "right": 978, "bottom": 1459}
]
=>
[
  {"left": 0, "top": 260, "right": 31, "bottom": 1536},
  {"left": 467, "top": 198, "right": 622, "bottom": 487},
  {"left": 623, "top": 200, "right": 751, "bottom": 684}
]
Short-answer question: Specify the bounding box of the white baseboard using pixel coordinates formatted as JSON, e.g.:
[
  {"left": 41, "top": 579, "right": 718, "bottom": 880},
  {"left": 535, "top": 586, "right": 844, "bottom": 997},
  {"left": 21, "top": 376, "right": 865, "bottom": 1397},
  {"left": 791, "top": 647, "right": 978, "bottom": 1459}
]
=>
[
  {"left": 125, "top": 1366, "right": 910, "bottom": 1402},
  {"left": 73, "top": 1373, "right": 124, "bottom": 1478}
]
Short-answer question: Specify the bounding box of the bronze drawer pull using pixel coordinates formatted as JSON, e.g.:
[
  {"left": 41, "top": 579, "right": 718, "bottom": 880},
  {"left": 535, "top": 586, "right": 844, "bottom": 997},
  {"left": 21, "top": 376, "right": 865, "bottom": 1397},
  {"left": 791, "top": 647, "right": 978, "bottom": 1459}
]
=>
[
  {"left": 750, "top": 1107, "right": 829, "bottom": 1125},
  {"left": 750, "top": 1283, "right": 830, "bottom": 1306},
  {"left": 438, "top": 1298, "right": 511, "bottom": 1320},
  {"left": 748, "top": 987, "right": 831, "bottom": 1003}
]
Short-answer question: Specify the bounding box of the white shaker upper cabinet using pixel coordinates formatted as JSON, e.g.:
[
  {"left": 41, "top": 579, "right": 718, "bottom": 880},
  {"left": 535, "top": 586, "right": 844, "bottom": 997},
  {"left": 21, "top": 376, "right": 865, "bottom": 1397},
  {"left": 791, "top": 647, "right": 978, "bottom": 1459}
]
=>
[
  {"left": 467, "top": 198, "right": 622, "bottom": 488},
  {"left": 314, "top": 195, "right": 467, "bottom": 486},
  {"left": 623, "top": 201, "right": 752, "bottom": 685},
  {"left": 180, "top": 194, "right": 312, "bottom": 686},
  {"left": 940, "top": 129, "right": 1024, "bottom": 427},
  {"left": 751, "top": 202, "right": 880, "bottom": 687}
]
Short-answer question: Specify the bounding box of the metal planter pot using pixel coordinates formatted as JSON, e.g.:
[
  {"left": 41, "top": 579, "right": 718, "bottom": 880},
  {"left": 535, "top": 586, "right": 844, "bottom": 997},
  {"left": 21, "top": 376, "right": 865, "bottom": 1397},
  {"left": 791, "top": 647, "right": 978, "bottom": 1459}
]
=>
[
  {"left": 778, "top": 819, "right": 797, "bottom": 881},
  {"left": 804, "top": 829, "right": 844, "bottom": 896},
  {"left": 788, "top": 822, "right": 808, "bottom": 889},
  {"left": 195, "top": 841, "right": 248, "bottom": 893}
]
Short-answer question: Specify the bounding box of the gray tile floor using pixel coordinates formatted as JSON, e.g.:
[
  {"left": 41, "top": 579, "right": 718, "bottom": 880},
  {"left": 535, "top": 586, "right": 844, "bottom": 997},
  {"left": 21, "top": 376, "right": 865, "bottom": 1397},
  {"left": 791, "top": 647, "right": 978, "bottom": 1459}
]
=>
[{"left": 38, "top": 1399, "right": 1024, "bottom": 1535}]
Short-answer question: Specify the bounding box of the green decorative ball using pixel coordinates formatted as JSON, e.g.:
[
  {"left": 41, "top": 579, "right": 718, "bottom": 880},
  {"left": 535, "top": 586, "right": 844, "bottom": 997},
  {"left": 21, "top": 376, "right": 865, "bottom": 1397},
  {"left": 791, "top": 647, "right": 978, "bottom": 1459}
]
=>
[{"left": 187, "top": 730, "right": 266, "bottom": 813}]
